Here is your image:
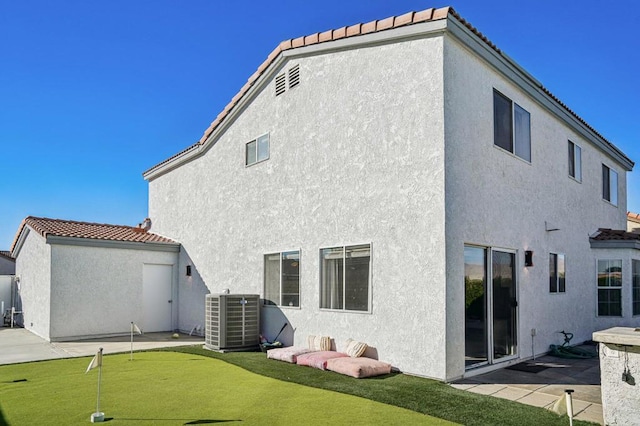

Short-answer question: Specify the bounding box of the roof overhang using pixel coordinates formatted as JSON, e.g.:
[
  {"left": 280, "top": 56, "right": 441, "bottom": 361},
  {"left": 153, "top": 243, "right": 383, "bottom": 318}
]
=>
[
  {"left": 143, "top": 7, "right": 634, "bottom": 181},
  {"left": 143, "top": 18, "right": 449, "bottom": 181},
  {"left": 590, "top": 239, "right": 640, "bottom": 250},
  {"left": 11, "top": 224, "right": 180, "bottom": 258},
  {"left": 446, "top": 18, "right": 633, "bottom": 172},
  {"left": 46, "top": 235, "right": 180, "bottom": 252}
]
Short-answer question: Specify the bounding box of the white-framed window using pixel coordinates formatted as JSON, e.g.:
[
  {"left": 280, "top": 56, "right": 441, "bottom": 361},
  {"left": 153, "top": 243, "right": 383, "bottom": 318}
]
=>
[
  {"left": 602, "top": 164, "right": 618, "bottom": 206},
  {"left": 246, "top": 134, "right": 269, "bottom": 166},
  {"left": 597, "top": 259, "right": 622, "bottom": 316},
  {"left": 264, "top": 250, "right": 300, "bottom": 307},
  {"left": 549, "top": 253, "right": 565, "bottom": 293},
  {"left": 493, "top": 89, "right": 531, "bottom": 162},
  {"left": 633, "top": 259, "right": 640, "bottom": 316},
  {"left": 568, "top": 140, "right": 582, "bottom": 182},
  {"left": 320, "top": 244, "right": 371, "bottom": 312}
]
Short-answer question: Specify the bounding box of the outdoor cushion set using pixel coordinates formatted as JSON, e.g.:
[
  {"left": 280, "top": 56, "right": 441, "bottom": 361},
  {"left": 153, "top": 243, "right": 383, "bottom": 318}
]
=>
[{"left": 266, "top": 335, "right": 392, "bottom": 378}]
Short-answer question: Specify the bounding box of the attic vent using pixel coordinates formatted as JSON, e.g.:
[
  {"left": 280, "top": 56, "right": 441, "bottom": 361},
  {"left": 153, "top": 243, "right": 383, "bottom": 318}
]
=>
[
  {"left": 275, "top": 73, "right": 286, "bottom": 96},
  {"left": 288, "top": 65, "right": 300, "bottom": 89}
]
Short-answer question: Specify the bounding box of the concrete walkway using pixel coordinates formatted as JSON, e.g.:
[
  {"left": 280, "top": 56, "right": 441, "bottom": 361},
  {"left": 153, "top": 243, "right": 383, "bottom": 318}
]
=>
[
  {"left": 452, "top": 350, "right": 602, "bottom": 424},
  {"left": 0, "top": 327, "right": 204, "bottom": 365}
]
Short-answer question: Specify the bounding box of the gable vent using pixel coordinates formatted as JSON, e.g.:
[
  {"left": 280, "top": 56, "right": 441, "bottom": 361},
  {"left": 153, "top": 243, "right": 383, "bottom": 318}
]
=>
[
  {"left": 275, "top": 73, "right": 286, "bottom": 96},
  {"left": 288, "top": 64, "right": 300, "bottom": 89}
]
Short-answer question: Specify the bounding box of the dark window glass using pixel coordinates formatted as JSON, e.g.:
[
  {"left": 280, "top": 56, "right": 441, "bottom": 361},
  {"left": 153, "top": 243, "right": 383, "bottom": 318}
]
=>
[
  {"left": 568, "top": 142, "right": 575, "bottom": 178},
  {"left": 493, "top": 90, "right": 513, "bottom": 152},
  {"left": 603, "top": 165, "right": 611, "bottom": 201}
]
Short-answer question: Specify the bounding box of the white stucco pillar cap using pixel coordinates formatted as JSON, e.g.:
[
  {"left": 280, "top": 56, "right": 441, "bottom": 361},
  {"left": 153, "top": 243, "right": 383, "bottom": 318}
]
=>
[{"left": 593, "top": 327, "right": 640, "bottom": 346}]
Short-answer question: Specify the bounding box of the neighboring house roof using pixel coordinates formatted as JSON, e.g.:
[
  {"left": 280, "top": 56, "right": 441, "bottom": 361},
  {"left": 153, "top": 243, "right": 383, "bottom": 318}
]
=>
[
  {"left": 590, "top": 228, "right": 640, "bottom": 249},
  {"left": 627, "top": 211, "right": 640, "bottom": 224},
  {"left": 143, "top": 5, "right": 633, "bottom": 179},
  {"left": 0, "top": 250, "right": 15, "bottom": 262},
  {"left": 10, "top": 216, "right": 177, "bottom": 255},
  {"left": 592, "top": 228, "right": 640, "bottom": 241}
]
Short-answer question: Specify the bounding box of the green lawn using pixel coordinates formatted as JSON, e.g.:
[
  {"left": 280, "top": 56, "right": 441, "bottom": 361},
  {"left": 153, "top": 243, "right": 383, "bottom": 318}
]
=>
[
  {"left": 0, "top": 351, "right": 451, "bottom": 425},
  {"left": 0, "top": 347, "right": 596, "bottom": 426},
  {"left": 166, "top": 346, "right": 597, "bottom": 426}
]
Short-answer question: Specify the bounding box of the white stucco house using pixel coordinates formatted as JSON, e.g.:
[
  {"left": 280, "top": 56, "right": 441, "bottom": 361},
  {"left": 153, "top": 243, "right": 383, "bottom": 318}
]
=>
[
  {"left": 140, "top": 5, "right": 638, "bottom": 381},
  {"left": 10, "top": 217, "right": 180, "bottom": 341},
  {"left": 10, "top": 6, "right": 637, "bottom": 382}
]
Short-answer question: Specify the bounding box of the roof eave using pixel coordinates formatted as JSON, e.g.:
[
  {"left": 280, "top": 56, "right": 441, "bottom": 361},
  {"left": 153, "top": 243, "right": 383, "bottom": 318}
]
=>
[
  {"left": 445, "top": 16, "right": 634, "bottom": 172},
  {"left": 143, "top": 18, "right": 450, "bottom": 181},
  {"left": 10, "top": 226, "right": 32, "bottom": 259},
  {"left": 144, "top": 6, "right": 633, "bottom": 180},
  {"left": 46, "top": 235, "right": 181, "bottom": 252},
  {"left": 589, "top": 239, "right": 640, "bottom": 250}
]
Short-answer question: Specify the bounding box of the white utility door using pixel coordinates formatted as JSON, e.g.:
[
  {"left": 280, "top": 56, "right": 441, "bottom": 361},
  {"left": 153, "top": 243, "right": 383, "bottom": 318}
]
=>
[{"left": 142, "top": 264, "right": 173, "bottom": 332}]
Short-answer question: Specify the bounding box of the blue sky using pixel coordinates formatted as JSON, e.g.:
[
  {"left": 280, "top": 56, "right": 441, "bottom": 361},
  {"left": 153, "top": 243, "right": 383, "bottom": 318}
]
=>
[{"left": 1, "top": 1, "right": 639, "bottom": 249}]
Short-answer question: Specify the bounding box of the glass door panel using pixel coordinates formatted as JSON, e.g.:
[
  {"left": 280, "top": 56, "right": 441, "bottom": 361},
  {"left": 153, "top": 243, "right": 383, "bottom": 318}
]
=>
[
  {"left": 492, "top": 250, "right": 517, "bottom": 360},
  {"left": 465, "top": 246, "right": 487, "bottom": 367}
]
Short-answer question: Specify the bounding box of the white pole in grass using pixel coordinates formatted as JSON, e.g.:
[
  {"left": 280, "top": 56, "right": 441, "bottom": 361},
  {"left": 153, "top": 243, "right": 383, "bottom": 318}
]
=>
[
  {"left": 130, "top": 322, "right": 142, "bottom": 361},
  {"left": 565, "top": 389, "right": 574, "bottom": 426},
  {"left": 86, "top": 347, "right": 104, "bottom": 423}
]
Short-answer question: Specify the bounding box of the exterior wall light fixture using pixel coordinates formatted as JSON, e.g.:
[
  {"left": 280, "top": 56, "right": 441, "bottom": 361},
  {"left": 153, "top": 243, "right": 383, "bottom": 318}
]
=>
[{"left": 524, "top": 251, "right": 533, "bottom": 267}]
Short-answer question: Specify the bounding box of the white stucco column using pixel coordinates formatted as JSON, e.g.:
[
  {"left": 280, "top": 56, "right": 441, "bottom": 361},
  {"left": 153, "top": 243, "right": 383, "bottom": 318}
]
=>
[{"left": 593, "top": 327, "right": 640, "bottom": 425}]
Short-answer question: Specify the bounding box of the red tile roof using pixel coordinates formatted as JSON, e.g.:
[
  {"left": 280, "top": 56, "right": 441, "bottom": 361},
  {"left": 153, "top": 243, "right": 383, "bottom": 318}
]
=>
[
  {"left": 10, "top": 216, "right": 176, "bottom": 254},
  {"left": 591, "top": 228, "right": 640, "bottom": 241},
  {"left": 627, "top": 212, "right": 640, "bottom": 224},
  {"left": 143, "top": 5, "right": 632, "bottom": 177}
]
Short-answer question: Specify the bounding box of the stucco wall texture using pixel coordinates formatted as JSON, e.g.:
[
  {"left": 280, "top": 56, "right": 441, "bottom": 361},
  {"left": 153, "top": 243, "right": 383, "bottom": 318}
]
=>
[
  {"left": 150, "top": 36, "right": 448, "bottom": 378},
  {"left": 598, "top": 342, "right": 640, "bottom": 425},
  {"left": 442, "top": 35, "right": 631, "bottom": 379},
  {"left": 149, "top": 25, "right": 632, "bottom": 380},
  {"left": 15, "top": 230, "right": 51, "bottom": 340},
  {"left": 49, "top": 244, "right": 178, "bottom": 340}
]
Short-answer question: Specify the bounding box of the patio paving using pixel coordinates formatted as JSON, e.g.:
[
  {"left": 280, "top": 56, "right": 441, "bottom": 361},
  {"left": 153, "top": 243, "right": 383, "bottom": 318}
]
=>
[
  {"left": 0, "top": 327, "right": 204, "bottom": 365},
  {"left": 453, "top": 347, "right": 603, "bottom": 424}
]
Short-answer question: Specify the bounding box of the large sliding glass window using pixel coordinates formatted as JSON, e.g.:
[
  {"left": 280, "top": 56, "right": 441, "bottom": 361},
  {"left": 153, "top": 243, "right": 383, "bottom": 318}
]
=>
[
  {"left": 320, "top": 244, "right": 370, "bottom": 312},
  {"left": 264, "top": 251, "right": 300, "bottom": 307},
  {"left": 597, "top": 259, "right": 622, "bottom": 316},
  {"left": 465, "top": 246, "right": 488, "bottom": 367},
  {"left": 465, "top": 246, "right": 518, "bottom": 369},
  {"left": 492, "top": 251, "right": 517, "bottom": 360}
]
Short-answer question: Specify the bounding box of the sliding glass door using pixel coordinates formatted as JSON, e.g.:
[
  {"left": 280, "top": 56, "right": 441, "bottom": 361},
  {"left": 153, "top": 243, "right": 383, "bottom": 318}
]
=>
[{"left": 465, "top": 246, "right": 518, "bottom": 369}]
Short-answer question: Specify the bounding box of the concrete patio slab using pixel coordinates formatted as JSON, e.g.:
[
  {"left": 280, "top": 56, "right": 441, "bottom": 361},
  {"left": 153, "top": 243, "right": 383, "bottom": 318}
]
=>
[
  {"left": 515, "top": 391, "right": 558, "bottom": 408},
  {"left": 465, "top": 383, "right": 507, "bottom": 395},
  {"left": 452, "top": 348, "right": 603, "bottom": 424},
  {"left": 575, "top": 403, "right": 603, "bottom": 424},
  {"left": 491, "top": 386, "right": 532, "bottom": 401},
  {"left": 0, "top": 327, "right": 204, "bottom": 365}
]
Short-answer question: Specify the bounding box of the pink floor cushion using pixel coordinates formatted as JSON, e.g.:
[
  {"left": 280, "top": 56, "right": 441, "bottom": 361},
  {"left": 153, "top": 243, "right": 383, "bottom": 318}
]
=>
[
  {"left": 267, "top": 346, "right": 314, "bottom": 363},
  {"left": 296, "top": 351, "right": 349, "bottom": 370},
  {"left": 326, "top": 357, "right": 392, "bottom": 378}
]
